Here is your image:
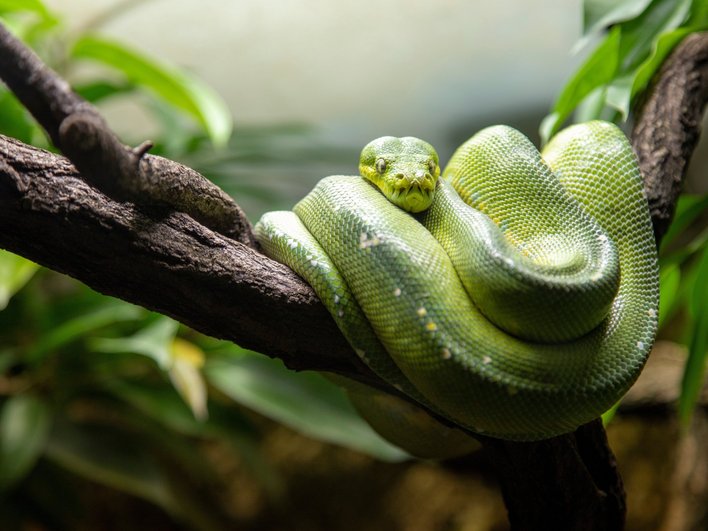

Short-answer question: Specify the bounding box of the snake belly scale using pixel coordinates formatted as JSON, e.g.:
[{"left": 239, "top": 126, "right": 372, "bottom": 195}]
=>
[{"left": 255, "top": 121, "right": 659, "bottom": 442}]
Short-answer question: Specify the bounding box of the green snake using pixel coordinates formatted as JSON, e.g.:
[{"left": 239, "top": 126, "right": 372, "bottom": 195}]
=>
[{"left": 255, "top": 121, "right": 659, "bottom": 448}]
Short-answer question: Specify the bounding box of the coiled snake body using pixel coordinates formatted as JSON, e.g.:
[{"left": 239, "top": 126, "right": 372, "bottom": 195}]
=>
[{"left": 255, "top": 121, "right": 659, "bottom": 445}]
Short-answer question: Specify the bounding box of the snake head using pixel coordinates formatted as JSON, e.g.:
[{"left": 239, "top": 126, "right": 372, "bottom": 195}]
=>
[{"left": 359, "top": 136, "right": 440, "bottom": 213}]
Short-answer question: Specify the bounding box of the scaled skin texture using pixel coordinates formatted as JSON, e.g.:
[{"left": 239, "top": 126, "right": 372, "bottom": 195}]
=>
[{"left": 359, "top": 136, "right": 440, "bottom": 213}]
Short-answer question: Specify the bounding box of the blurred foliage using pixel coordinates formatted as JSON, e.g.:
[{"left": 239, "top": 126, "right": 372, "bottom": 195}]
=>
[
  {"left": 552, "top": 0, "right": 708, "bottom": 427},
  {"left": 541, "top": 0, "right": 708, "bottom": 143},
  {"left": 1, "top": 0, "right": 708, "bottom": 528},
  {"left": 0, "top": 0, "right": 230, "bottom": 153},
  {"left": 0, "top": 2, "right": 401, "bottom": 529}
]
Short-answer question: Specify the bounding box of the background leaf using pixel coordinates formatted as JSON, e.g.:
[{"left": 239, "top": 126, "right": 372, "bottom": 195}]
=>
[
  {"left": 0, "top": 394, "right": 51, "bottom": 489},
  {"left": 577, "top": 0, "right": 653, "bottom": 50},
  {"left": 0, "top": 250, "right": 39, "bottom": 311},
  {"left": 660, "top": 193, "right": 708, "bottom": 251},
  {"left": 44, "top": 417, "right": 177, "bottom": 512},
  {"left": 90, "top": 316, "right": 178, "bottom": 368},
  {"left": 168, "top": 338, "right": 208, "bottom": 421},
  {"left": 26, "top": 301, "right": 143, "bottom": 363},
  {"left": 70, "top": 35, "right": 232, "bottom": 147},
  {"left": 206, "top": 348, "right": 408, "bottom": 462},
  {"left": 679, "top": 245, "right": 708, "bottom": 426},
  {"left": 542, "top": 0, "right": 706, "bottom": 139},
  {"left": 658, "top": 263, "right": 681, "bottom": 330},
  {"left": 0, "top": 0, "right": 55, "bottom": 20},
  {"left": 0, "top": 91, "right": 37, "bottom": 144},
  {"left": 540, "top": 26, "right": 620, "bottom": 144}
]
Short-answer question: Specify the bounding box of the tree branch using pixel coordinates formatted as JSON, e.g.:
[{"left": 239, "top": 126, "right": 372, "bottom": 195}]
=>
[
  {"left": 632, "top": 32, "right": 708, "bottom": 242},
  {"left": 0, "top": 134, "right": 380, "bottom": 385},
  {"left": 0, "top": 22, "right": 254, "bottom": 245},
  {"left": 0, "top": 20, "right": 706, "bottom": 531}
]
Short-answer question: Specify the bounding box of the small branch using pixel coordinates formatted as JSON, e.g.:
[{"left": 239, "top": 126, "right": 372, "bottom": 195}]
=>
[{"left": 0, "top": 21, "right": 254, "bottom": 246}]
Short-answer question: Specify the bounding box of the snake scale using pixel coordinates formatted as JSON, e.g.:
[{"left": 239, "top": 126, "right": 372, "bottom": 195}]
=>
[{"left": 255, "top": 121, "right": 659, "bottom": 449}]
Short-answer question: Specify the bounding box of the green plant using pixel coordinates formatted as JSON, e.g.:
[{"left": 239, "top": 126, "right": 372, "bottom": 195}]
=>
[{"left": 541, "top": 0, "right": 707, "bottom": 142}]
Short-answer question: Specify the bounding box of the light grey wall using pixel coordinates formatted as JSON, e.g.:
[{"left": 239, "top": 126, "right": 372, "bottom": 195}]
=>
[{"left": 46, "top": 0, "right": 583, "bottom": 153}]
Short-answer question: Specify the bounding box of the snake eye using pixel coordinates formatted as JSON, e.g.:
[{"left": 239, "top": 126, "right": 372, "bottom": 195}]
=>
[
  {"left": 428, "top": 160, "right": 437, "bottom": 174},
  {"left": 376, "top": 158, "right": 387, "bottom": 174}
]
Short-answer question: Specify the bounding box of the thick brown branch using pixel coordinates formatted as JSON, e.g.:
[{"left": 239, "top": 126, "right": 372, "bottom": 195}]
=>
[
  {"left": 0, "top": 134, "right": 375, "bottom": 386},
  {"left": 632, "top": 32, "right": 708, "bottom": 242}
]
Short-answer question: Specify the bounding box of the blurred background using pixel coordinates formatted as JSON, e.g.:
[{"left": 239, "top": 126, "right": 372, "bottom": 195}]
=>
[
  {"left": 42, "top": 0, "right": 585, "bottom": 218},
  {"left": 0, "top": 1, "right": 707, "bottom": 530},
  {"left": 46, "top": 0, "right": 581, "bottom": 159}
]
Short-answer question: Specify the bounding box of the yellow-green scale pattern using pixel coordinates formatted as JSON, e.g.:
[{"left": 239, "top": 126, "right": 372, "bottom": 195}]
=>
[{"left": 255, "top": 121, "right": 659, "bottom": 441}]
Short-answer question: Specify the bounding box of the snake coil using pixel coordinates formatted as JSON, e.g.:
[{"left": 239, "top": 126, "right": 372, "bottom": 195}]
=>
[{"left": 256, "top": 121, "right": 659, "bottom": 444}]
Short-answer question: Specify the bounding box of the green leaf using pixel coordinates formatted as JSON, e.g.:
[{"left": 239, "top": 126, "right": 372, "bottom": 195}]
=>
[
  {"left": 26, "top": 302, "right": 143, "bottom": 363},
  {"left": 550, "top": 0, "right": 700, "bottom": 134},
  {"left": 90, "top": 316, "right": 178, "bottom": 369},
  {"left": 0, "top": 90, "right": 37, "bottom": 143},
  {"left": 631, "top": 27, "right": 700, "bottom": 101},
  {"left": 108, "top": 380, "right": 233, "bottom": 438},
  {"left": 206, "top": 349, "right": 408, "bottom": 462},
  {"left": 73, "top": 80, "right": 135, "bottom": 104},
  {"left": 0, "top": 394, "right": 51, "bottom": 489},
  {"left": 660, "top": 194, "right": 708, "bottom": 252},
  {"left": 605, "top": 24, "right": 701, "bottom": 120},
  {"left": 577, "top": 0, "right": 653, "bottom": 50},
  {"left": 601, "top": 400, "right": 621, "bottom": 425},
  {"left": 0, "top": 250, "right": 39, "bottom": 311},
  {"left": 574, "top": 86, "right": 608, "bottom": 123},
  {"left": 45, "top": 418, "right": 177, "bottom": 513},
  {"left": 679, "top": 245, "right": 708, "bottom": 427},
  {"left": 616, "top": 0, "right": 691, "bottom": 73},
  {"left": 689, "top": 0, "right": 708, "bottom": 26},
  {"left": 167, "top": 338, "right": 208, "bottom": 421},
  {"left": 0, "top": 0, "right": 54, "bottom": 20},
  {"left": 604, "top": 74, "right": 634, "bottom": 119},
  {"left": 70, "top": 35, "right": 232, "bottom": 147},
  {"left": 540, "top": 26, "right": 621, "bottom": 144},
  {"left": 658, "top": 262, "right": 681, "bottom": 329}
]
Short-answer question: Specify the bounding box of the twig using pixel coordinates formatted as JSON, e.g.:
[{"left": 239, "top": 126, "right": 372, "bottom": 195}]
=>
[{"left": 0, "top": 22, "right": 254, "bottom": 246}]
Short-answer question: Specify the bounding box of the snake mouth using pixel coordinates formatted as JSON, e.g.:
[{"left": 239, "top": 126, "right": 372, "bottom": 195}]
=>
[{"left": 390, "top": 182, "right": 435, "bottom": 213}]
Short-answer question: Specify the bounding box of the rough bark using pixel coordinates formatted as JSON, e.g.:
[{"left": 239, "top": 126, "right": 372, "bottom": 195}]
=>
[
  {"left": 1, "top": 20, "right": 707, "bottom": 531},
  {"left": 632, "top": 32, "right": 708, "bottom": 242},
  {"left": 0, "top": 23, "right": 255, "bottom": 246},
  {"left": 0, "top": 135, "right": 376, "bottom": 384}
]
